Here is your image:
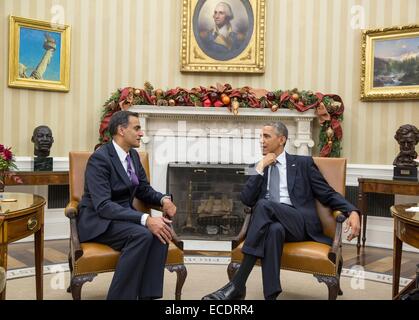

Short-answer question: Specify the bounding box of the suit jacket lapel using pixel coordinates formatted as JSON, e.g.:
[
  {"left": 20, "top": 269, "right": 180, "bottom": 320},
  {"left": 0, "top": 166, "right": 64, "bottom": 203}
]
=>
[
  {"left": 264, "top": 166, "right": 270, "bottom": 195},
  {"left": 107, "top": 142, "right": 132, "bottom": 188},
  {"left": 286, "top": 153, "right": 297, "bottom": 193}
]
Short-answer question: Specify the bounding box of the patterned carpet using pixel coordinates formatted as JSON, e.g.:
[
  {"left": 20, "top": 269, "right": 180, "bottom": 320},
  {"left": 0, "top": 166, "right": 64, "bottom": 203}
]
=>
[
  {"left": 5, "top": 264, "right": 396, "bottom": 300},
  {"left": 5, "top": 239, "right": 419, "bottom": 279}
]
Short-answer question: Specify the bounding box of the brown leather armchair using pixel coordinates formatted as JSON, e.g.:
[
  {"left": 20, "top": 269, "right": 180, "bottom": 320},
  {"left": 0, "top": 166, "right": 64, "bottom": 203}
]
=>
[
  {"left": 228, "top": 157, "right": 349, "bottom": 300},
  {"left": 65, "top": 151, "right": 187, "bottom": 300}
]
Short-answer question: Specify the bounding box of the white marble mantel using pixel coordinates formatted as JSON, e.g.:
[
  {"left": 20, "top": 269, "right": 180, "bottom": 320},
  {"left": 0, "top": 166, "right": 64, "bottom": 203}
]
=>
[{"left": 129, "top": 105, "right": 316, "bottom": 193}]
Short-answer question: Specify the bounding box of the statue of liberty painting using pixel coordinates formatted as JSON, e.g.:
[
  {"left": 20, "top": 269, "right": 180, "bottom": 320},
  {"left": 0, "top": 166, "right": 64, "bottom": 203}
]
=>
[{"left": 18, "top": 28, "right": 61, "bottom": 81}]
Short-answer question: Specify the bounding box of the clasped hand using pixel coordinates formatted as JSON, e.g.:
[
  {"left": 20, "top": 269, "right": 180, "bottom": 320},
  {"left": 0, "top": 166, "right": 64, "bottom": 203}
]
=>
[
  {"left": 146, "top": 216, "right": 173, "bottom": 244},
  {"left": 146, "top": 198, "right": 177, "bottom": 244},
  {"left": 162, "top": 198, "right": 177, "bottom": 218}
]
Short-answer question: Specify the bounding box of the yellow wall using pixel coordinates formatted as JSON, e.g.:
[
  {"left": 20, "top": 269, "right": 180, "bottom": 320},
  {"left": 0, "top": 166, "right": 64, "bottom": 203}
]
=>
[{"left": 1, "top": 0, "right": 418, "bottom": 164}]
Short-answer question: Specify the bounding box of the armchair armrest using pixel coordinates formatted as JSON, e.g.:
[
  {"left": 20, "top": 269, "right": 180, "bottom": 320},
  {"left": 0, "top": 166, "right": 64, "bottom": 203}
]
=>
[
  {"left": 65, "top": 200, "right": 79, "bottom": 219},
  {"left": 232, "top": 207, "right": 252, "bottom": 250},
  {"left": 328, "top": 210, "right": 346, "bottom": 264},
  {"left": 64, "top": 201, "right": 84, "bottom": 261}
]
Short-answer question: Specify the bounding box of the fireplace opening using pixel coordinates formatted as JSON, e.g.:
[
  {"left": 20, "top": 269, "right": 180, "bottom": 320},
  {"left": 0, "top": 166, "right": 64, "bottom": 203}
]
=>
[{"left": 167, "top": 163, "right": 250, "bottom": 240}]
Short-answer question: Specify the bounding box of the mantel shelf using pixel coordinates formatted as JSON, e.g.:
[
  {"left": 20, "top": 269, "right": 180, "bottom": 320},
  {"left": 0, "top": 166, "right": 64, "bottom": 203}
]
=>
[{"left": 130, "top": 105, "right": 316, "bottom": 121}]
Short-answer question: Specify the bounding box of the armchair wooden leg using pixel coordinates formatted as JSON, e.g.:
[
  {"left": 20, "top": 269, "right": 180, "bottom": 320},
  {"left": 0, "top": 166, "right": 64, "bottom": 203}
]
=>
[
  {"left": 70, "top": 274, "right": 97, "bottom": 300},
  {"left": 166, "top": 264, "right": 187, "bottom": 300},
  {"left": 0, "top": 267, "right": 6, "bottom": 295},
  {"left": 227, "top": 262, "right": 241, "bottom": 281},
  {"left": 66, "top": 254, "right": 73, "bottom": 293},
  {"left": 314, "top": 275, "right": 339, "bottom": 300},
  {"left": 337, "top": 259, "right": 343, "bottom": 296}
]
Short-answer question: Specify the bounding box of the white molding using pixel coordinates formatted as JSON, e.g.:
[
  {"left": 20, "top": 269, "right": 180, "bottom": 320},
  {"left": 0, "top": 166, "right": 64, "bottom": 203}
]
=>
[
  {"left": 346, "top": 164, "right": 395, "bottom": 186},
  {"left": 183, "top": 240, "right": 231, "bottom": 252},
  {"left": 14, "top": 156, "right": 69, "bottom": 171},
  {"left": 130, "top": 105, "right": 317, "bottom": 120}
]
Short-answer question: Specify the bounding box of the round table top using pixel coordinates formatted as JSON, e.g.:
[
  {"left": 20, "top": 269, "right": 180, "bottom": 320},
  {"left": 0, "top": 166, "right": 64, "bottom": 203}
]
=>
[
  {"left": 0, "top": 192, "right": 45, "bottom": 216},
  {"left": 390, "top": 203, "right": 419, "bottom": 225}
]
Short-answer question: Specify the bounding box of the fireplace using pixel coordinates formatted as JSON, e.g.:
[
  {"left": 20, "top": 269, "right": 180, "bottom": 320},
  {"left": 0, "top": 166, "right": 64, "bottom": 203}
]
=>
[
  {"left": 129, "top": 105, "right": 316, "bottom": 245},
  {"left": 167, "top": 163, "right": 250, "bottom": 240}
]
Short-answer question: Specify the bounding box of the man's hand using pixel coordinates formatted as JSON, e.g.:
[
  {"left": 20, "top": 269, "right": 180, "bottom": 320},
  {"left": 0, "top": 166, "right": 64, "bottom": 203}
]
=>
[
  {"left": 256, "top": 153, "right": 277, "bottom": 172},
  {"left": 344, "top": 211, "right": 361, "bottom": 241},
  {"left": 162, "top": 198, "right": 177, "bottom": 218},
  {"left": 146, "top": 216, "right": 173, "bottom": 244}
]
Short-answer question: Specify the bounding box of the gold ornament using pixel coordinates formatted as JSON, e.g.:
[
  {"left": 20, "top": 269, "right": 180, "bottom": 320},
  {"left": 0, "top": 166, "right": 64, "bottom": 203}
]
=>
[
  {"left": 232, "top": 98, "right": 240, "bottom": 115},
  {"left": 157, "top": 99, "right": 168, "bottom": 106},
  {"left": 155, "top": 89, "right": 163, "bottom": 98},
  {"left": 326, "top": 127, "right": 334, "bottom": 145}
]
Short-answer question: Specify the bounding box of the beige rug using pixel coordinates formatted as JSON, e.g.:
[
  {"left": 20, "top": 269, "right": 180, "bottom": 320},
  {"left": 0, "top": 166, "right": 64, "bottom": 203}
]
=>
[{"left": 4, "top": 264, "right": 392, "bottom": 300}]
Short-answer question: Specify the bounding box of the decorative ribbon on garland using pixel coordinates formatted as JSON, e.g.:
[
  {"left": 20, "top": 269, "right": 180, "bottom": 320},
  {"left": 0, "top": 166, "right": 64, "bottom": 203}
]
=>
[{"left": 97, "top": 82, "right": 344, "bottom": 157}]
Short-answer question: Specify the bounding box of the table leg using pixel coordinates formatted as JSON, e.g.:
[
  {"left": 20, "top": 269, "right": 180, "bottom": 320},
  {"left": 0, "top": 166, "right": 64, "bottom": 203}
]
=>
[
  {"left": 392, "top": 233, "right": 402, "bottom": 299},
  {"left": 34, "top": 221, "right": 44, "bottom": 300},
  {"left": 357, "top": 187, "right": 368, "bottom": 255},
  {"left": 0, "top": 244, "right": 8, "bottom": 300},
  {"left": 362, "top": 209, "right": 367, "bottom": 248}
]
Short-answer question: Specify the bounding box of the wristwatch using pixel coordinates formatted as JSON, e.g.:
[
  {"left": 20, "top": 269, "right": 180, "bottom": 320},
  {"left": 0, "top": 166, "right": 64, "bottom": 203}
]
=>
[{"left": 160, "top": 194, "right": 173, "bottom": 205}]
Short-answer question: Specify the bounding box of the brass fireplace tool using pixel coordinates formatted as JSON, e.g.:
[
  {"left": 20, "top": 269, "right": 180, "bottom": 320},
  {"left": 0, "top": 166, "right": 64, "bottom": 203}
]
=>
[{"left": 182, "top": 180, "right": 196, "bottom": 233}]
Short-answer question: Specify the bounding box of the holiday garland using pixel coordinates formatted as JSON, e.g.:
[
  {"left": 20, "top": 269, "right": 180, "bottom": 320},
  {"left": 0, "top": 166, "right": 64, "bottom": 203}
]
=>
[{"left": 97, "top": 82, "right": 344, "bottom": 157}]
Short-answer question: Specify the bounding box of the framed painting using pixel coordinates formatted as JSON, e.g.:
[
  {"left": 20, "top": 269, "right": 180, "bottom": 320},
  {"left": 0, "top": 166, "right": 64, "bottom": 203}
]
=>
[
  {"left": 180, "top": 0, "right": 265, "bottom": 73},
  {"left": 8, "top": 15, "right": 71, "bottom": 92},
  {"left": 361, "top": 24, "right": 419, "bottom": 101}
]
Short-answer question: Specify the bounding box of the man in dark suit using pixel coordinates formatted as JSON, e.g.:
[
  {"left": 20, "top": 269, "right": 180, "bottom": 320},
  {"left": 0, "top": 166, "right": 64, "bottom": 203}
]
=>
[
  {"left": 77, "top": 110, "right": 176, "bottom": 300},
  {"left": 202, "top": 121, "right": 360, "bottom": 300}
]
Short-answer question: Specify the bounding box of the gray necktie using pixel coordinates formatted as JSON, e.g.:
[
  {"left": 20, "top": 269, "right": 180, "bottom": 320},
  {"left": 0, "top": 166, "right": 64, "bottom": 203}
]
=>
[{"left": 268, "top": 162, "right": 280, "bottom": 202}]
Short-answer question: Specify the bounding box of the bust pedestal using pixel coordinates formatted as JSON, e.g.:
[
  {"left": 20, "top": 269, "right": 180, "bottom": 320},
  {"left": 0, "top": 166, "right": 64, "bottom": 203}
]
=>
[
  {"left": 393, "top": 166, "right": 418, "bottom": 181},
  {"left": 33, "top": 157, "right": 53, "bottom": 171}
]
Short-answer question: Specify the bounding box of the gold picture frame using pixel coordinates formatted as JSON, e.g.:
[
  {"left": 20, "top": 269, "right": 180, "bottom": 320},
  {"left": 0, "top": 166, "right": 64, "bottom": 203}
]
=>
[
  {"left": 361, "top": 24, "right": 419, "bottom": 101},
  {"left": 180, "top": 0, "right": 265, "bottom": 73},
  {"left": 8, "top": 15, "right": 71, "bottom": 92}
]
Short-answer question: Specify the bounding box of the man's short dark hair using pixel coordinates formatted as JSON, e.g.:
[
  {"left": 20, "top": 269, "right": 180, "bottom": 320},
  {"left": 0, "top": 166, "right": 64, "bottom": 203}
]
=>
[
  {"left": 264, "top": 121, "right": 288, "bottom": 139},
  {"left": 108, "top": 111, "right": 138, "bottom": 137}
]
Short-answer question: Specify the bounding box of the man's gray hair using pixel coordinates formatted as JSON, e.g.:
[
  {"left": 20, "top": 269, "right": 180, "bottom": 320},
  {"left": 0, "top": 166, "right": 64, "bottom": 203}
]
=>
[
  {"left": 216, "top": 2, "right": 234, "bottom": 20},
  {"left": 264, "top": 121, "right": 288, "bottom": 139}
]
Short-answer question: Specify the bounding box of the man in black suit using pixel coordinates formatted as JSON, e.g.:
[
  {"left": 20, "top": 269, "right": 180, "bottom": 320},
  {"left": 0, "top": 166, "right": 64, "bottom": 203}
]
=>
[
  {"left": 202, "top": 121, "right": 360, "bottom": 300},
  {"left": 77, "top": 110, "right": 176, "bottom": 300}
]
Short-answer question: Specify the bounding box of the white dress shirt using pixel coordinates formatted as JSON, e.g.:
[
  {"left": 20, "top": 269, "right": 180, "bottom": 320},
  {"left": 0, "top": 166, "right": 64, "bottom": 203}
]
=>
[
  {"left": 112, "top": 140, "right": 149, "bottom": 226},
  {"left": 257, "top": 151, "right": 293, "bottom": 206}
]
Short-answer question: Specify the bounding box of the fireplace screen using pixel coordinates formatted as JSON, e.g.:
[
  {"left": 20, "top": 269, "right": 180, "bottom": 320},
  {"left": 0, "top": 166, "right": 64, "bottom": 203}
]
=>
[{"left": 167, "top": 163, "right": 249, "bottom": 240}]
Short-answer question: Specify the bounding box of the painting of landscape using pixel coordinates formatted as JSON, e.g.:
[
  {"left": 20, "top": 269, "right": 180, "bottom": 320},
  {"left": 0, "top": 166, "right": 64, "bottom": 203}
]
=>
[{"left": 373, "top": 36, "right": 419, "bottom": 87}]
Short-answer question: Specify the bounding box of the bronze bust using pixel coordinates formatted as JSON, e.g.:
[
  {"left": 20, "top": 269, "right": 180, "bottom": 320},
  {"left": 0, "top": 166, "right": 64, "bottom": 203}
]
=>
[
  {"left": 31, "top": 125, "right": 54, "bottom": 157},
  {"left": 393, "top": 124, "right": 419, "bottom": 167}
]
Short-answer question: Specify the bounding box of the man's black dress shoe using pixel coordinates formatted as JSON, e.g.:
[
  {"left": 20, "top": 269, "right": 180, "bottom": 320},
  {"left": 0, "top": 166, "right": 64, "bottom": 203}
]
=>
[{"left": 202, "top": 282, "right": 246, "bottom": 300}]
